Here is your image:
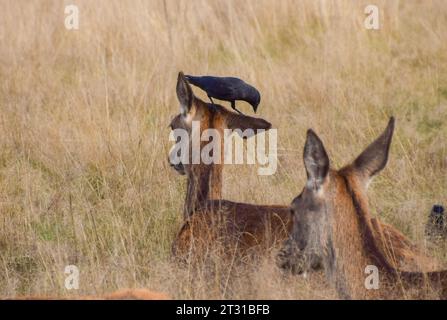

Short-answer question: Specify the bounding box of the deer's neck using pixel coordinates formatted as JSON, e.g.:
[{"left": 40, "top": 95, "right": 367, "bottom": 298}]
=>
[
  {"left": 183, "top": 111, "right": 224, "bottom": 219},
  {"left": 330, "top": 191, "right": 372, "bottom": 299},
  {"left": 183, "top": 163, "right": 222, "bottom": 219},
  {"left": 209, "top": 163, "right": 222, "bottom": 199},
  {"left": 330, "top": 174, "right": 397, "bottom": 299}
]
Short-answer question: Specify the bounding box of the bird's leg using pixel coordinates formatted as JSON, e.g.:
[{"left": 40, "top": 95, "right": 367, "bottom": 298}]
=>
[{"left": 231, "top": 101, "right": 244, "bottom": 115}]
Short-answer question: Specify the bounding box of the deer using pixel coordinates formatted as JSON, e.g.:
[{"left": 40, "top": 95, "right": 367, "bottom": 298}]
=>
[
  {"left": 277, "top": 117, "right": 447, "bottom": 299},
  {"left": 168, "top": 72, "right": 439, "bottom": 270},
  {"left": 169, "top": 72, "right": 291, "bottom": 260}
]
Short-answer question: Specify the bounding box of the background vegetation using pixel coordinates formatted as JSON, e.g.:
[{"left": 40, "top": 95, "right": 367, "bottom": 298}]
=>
[{"left": 0, "top": 0, "right": 446, "bottom": 298}]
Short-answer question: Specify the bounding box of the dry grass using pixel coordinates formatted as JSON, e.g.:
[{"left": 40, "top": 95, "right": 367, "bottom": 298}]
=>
[{"left": 0, "top": 0, "right": 446, "bottom": 299}]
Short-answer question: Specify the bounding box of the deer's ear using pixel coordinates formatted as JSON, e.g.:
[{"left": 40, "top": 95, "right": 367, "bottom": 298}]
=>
[
  {"left": 352, "top": 117, "right": 395, "bottom": 187},
  {"left": 225, "top": 113, "right": 271, "bottom": 138},
  {"left": 176, "top": 72, "right": 193, "bottom": 115},
  {"left": 303, "top": 129, "right": 329, "bottom": 190}
]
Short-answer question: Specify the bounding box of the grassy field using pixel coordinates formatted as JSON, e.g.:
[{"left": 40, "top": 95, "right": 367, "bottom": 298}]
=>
[{"left": 0, "top": 0, "right": 446, "bottom": 299}]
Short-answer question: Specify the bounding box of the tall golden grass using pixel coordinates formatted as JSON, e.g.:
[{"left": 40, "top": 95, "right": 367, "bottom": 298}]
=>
[{"left": 0, "top": 0, "right": 446, "bottom": 299}]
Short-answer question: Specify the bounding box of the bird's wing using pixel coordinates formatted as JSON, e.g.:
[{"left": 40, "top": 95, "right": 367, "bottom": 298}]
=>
[
  {"left": 185, "top": 76, "right": 248, "bottom": 101},
  {"left": 212, "top": 77, "right": 245, "bottom": 100}
]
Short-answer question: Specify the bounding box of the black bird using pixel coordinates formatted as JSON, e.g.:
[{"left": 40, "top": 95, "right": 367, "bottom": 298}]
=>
[
  {"left": 425, "top": 204, "right": 446, "bottom": 241},
  {"left": 185, "top": 75, "right": 261, "bottom": 114}
]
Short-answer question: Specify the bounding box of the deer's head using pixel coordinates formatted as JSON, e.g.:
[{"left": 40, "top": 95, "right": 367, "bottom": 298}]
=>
[
  {"left": 278, "top": 118, "right": 395, "bottom": 278},
  {"left": 168, "top": 72, "right": 272, "bottom": 176}
]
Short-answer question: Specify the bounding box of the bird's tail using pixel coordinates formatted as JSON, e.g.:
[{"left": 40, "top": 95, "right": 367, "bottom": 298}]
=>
[{"left": 184, "top": 75, "right": 199, "bottom": 86}]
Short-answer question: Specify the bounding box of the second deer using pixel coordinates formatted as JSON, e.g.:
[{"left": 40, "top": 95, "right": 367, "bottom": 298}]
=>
[{"left": 278, "top": 118, "right": 447, "bottom": 299}]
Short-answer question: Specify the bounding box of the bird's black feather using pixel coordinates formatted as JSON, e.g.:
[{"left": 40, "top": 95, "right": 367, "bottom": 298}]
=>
[{"left": 185, "top": 75, "right": 261, "bottom": 114}]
